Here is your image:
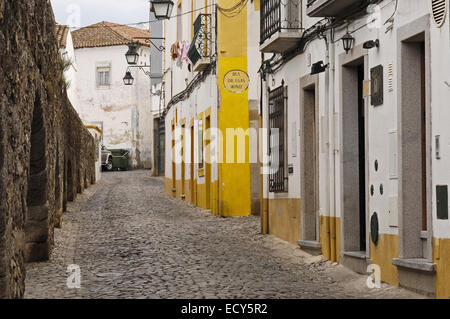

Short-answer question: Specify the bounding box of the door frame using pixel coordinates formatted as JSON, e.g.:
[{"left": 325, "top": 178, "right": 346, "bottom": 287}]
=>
[
  {"left": 339, "top": 44, "right": 370, "bottom": 257},
  {"left": 396, "top": 15, "right": 433, "bottom": 261},
  {"left": 300, "top": 73, "right": 320, "bottom": 242}
]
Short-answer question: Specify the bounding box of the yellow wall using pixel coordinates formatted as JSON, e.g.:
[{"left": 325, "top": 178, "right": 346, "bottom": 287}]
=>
[
  {"left": 370, "top": 234, "right": 399, "bottom": 286},
  {"left": 319, "top": 216, "right": 341, "bottom": 263},
  {"left": 217, "top": 0, "right": 251, "bottom": 217},
  {"left": 267, "top": 198, "right": 301, "bottom": 244},
  {"left": 434, "top": 237, "right": 450, "bottom": 299}
]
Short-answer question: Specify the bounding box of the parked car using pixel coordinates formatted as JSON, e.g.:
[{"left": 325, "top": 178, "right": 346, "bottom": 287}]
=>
[{"left": 101, "top": 146, "right": 113, "bottom": 171}]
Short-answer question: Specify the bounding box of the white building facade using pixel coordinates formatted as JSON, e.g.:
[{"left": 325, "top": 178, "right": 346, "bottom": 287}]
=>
[
  {"left": 72, "top": 22, "right": 154, "bottom": 170},
  {"left": 259, "top": 0, "right": 450, "bottom": 298}
]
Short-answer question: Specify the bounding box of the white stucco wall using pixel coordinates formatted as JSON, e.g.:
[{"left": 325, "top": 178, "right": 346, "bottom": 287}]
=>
[
  {"left": 261, "top": 0, "right": 450, "bottom": 242},
  {"left": 75, "top": 44, "right": 154, "bottom": 169}
]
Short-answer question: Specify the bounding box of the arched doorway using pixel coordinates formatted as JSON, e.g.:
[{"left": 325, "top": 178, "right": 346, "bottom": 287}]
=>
[
  {"left": 25, "top": 93, "right": 49, "bottom": 262},
  {"left": 54, "top": 141, "right": 62, "bottom": 227},
  {"left": 84, "top": 170, "right": 88, "bottom": 189},
  {"left": 67, "top": 159, "right": 74, "bottom": 201},
  {"left": 63, "top": 154, "right": 67, "bottom": 211},
  {"left": 77, "top": 168, "right": 82, "bottom": 194}
]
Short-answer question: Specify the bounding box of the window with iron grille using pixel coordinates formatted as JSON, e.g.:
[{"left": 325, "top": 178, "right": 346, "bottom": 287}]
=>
[
  {"left": 269, "top": 85, "right": 288, "bottom": 193},
  {"left": 260, "top": 0, "right": 301, "bottom": 44}
]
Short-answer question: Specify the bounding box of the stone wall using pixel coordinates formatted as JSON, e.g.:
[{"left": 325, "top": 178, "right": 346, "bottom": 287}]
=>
[{"left": 0, "top": 0, "right": 96, "bottom": 298}]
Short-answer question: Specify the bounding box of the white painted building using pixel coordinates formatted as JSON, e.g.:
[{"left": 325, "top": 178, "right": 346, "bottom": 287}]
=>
[
  {"left": 259, "top": 0, "right": 450, "bottom": 298},
  {"left": 72, "top": 21, "right": 154, "bottom": 170}
]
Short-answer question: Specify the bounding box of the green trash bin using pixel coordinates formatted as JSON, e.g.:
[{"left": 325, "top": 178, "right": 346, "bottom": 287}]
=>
[{"left": 109, "top": 149, "right": 130, "bottom": 171}]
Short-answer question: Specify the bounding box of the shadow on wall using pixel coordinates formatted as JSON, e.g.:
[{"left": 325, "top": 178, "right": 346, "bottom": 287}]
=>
[{"left": 0, "top": 0, "right": 97, "bottom": 298}]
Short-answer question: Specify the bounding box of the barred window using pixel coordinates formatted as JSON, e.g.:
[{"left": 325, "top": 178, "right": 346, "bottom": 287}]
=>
[{"left": 269, "top": 85, "right": 288, "bottom": 193}]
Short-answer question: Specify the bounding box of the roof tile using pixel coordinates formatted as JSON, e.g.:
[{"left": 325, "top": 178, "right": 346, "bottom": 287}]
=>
[{"left": 72, "top": 21, "right": 150, "bottom": 49}]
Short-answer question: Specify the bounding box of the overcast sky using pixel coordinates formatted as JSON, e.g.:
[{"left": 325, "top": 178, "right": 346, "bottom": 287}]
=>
[{"left": 50, "top": 0, "right": 151, "bottom": 28}]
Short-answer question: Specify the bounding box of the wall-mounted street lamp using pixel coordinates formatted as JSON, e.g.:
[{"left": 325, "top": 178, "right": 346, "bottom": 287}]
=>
[
  {"left": 311, "top": 61, "right": 328, "bottom": 75},
  {"left": 341, "top": 32, "right": 355, "bottom": 54},
  {"left": 125, "top": 43, "right": 140, "bottom": 65},
  {"left": 123, "top": 65, "right": 152, "bottom": 86},
  {"left": 363, "top": 39, "right": 380, "bottom": 50},
  {"left": 123, "top": 41, "right": 163, "bottom": 86},
  {"left": 123, "top": 71, "right": 134, "bottom": 86},
  {"left": 150, "top": 0, "right": 175, "bottom": 20}
]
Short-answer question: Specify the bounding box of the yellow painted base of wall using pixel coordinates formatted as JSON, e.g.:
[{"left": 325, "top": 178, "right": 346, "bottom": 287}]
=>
[
  {"left": 319, "top": 216, "right": 341, "bottom": 263},
  {"left": 165, "top": 177, "right": 221, "bottom": 216},
  {"left": 164, "top": 177, "right": 175, "bottom": 196},
  {"left": 267, "top": 198, "right": 301, "bottom": 244},
  {"left": 434, "top": 237, "right": 450, "bottom": 299},
  {"left": 370, "top": 234, "right": 399, "bottom": 287}
]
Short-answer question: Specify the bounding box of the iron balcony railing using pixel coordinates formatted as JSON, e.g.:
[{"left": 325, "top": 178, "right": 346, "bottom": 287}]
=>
[
  {"left": 306, "top": 0, "right": 317, "bottom": 7},
  {"left": 187, "top": 14, "right": 212, "bottom": 66},
  {"left": 260, "top": 0, "right": 301, "bottom": 44}
]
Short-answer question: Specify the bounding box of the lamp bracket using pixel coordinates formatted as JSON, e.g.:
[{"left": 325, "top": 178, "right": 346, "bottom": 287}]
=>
[
  {"left": 127, "top": 65, "right": 152, "bottom": 77},
  {"left": 132, "top": 37, "right": 166, "bottom": 52}
]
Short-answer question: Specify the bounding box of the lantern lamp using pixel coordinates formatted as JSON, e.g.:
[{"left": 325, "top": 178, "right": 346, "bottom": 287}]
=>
[
  {"left": 125, "top": 43, "right": 140, "bottom": 65},
  {"left": 151, "top": 0, "right": 175, "bottom": 20},
  {"left": 123, "top": 71, "right": 134, "bottom": 86},
  {"left": 341, "top": 32, "right": 355, "bottom": 54}
]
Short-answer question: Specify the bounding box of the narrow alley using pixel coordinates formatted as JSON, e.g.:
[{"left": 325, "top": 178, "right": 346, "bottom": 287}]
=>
[{"left": 24, "top": 171, "right": 422, "bottom": 299}]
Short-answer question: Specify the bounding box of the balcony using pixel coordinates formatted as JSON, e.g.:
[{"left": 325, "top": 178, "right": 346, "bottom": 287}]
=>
[
  {"left": 188, "top": 14, "right": 212, "bottom": 72},
  {"left": 306, "top": 0, "right": 364, "bottom": 18},
  {"left": 260, "top": 0, "right": 302, "bottom": 53}
]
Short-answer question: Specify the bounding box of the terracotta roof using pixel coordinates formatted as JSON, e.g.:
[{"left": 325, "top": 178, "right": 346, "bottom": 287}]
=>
[
  {"left": 72, "top": 21, "right": 151, "bottom": 49},
  {"left": 55, "top": 24, "right": 70, "bottom": 48}
]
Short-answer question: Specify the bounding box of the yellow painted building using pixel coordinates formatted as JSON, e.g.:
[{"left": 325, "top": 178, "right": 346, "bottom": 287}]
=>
[{"left": 163, "top": 0, "right": 261, "bottom": 217}]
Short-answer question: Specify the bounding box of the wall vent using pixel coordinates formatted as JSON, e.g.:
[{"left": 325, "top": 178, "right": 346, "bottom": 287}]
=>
[
  {"left": 387, "top": 62, "right": 394, "bottom": 92},
  {"left": 431, "top": 0, "right": 447, "bottom": 27}
]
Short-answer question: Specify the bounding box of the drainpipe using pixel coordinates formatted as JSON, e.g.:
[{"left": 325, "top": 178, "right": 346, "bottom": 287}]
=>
[
  {"left": 261, "top": 55, "right": 269, "bottom": 235},
  {"left": 329, "top": 29, "right": 337, "bottom": 263},
  {"left": 323, "top": 37, "right": 332, "bottom": 261}
]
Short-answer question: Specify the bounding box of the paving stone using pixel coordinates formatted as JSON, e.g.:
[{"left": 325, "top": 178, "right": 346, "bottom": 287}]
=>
[{"left": 25, "top": 171, "right": 425, "bottom": 299}]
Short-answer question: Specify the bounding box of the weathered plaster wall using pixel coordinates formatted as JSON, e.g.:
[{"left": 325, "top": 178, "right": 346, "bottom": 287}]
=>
[
  {"left": 0, "top": 0, "right": 96, "bottom": 298},
  {"left": 75, "top": 45, "right": 153, "bottom": 169}
]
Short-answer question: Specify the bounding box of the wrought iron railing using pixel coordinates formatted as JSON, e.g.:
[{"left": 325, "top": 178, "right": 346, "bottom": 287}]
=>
[
  {"left": 268, "top": 85, "right": 288, "bottom": 193},
  {"left": 188, "top": 14, "right": 212, "bottom": 66},
  {"left": 306, "top": 0, "right": 317, "bottom": 8},
  {"left": 260, "top": 0, "right": 301, "bottom": 44}
]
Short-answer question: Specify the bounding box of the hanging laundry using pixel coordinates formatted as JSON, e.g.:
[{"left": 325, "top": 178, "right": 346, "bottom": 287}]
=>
[
  {"left": 181, "top": 41, "right": 190, "bottom": 62},
  {"left": 170, "top": 42, "right": 180, "bottom": 60}
]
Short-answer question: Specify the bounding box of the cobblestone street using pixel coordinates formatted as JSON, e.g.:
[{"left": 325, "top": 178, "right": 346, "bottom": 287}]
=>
[{"left": 24, "top": 171, "right": 424, "bottom": 299}]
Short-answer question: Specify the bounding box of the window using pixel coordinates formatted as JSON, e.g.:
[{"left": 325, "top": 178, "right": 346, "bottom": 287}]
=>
[
  {"left": 269, "top": 85, "right": 287, "bottom": 193},
  {"left": 97, "top": 66, "right": 111, "bottom": 87},
  {"left": 198, "top": 118, "right": 204, "bottom": 169}
]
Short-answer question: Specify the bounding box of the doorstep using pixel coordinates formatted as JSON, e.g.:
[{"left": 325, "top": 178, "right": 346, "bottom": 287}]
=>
[
  {"left": 297, "top": 240, "right": 322, "bottom": 256},
  {"left": 392, "top": 258, "right": 436, "bottom": 297},
  {"left": 340, "top": 251, "right": 371, "bottom": 275}
]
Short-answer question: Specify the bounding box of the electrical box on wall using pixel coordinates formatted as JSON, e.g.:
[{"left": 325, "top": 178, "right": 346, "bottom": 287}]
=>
[
  {"left": 388, "top": 130, "right": 398, "bottom": 179},
  {"left": 388, "top": 196, "right": 398, "bottom": 227},
  {"left": 371, "top": 65, "right": 384, "bottom": 106},
  {"left": 436, "top": 185, "right": 449, "bottom": 220}
]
